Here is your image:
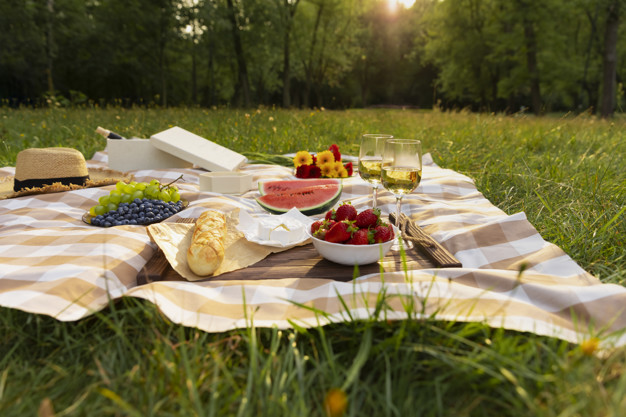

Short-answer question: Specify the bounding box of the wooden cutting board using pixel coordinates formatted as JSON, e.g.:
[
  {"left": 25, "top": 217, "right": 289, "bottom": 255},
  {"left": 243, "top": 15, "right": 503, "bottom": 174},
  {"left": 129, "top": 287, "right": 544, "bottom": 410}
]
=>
[{"left": 137, "top": 219, "right": 435, "bottom": 285}]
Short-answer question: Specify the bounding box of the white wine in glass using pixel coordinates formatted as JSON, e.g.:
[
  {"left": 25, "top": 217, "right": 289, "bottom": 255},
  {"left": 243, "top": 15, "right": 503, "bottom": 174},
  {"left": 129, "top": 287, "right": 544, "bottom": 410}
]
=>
[
  {"left": 358, "top": 134, "right": 393, "bottom": 208},
  {"left": 381, "top": 139, "right": 422, "bottom": 249}
]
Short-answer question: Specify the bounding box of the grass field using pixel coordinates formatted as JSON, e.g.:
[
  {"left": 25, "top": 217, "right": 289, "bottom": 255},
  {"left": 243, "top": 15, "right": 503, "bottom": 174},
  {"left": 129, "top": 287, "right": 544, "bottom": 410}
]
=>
[{"left": 0, "top": 107, "right": 625, "bottom": 416}]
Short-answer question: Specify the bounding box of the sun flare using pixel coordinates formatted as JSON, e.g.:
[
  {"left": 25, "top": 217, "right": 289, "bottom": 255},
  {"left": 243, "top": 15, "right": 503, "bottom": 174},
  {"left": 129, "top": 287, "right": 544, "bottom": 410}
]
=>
[{"left": 387, "top": 0, "right": 416, "bottom": 12}]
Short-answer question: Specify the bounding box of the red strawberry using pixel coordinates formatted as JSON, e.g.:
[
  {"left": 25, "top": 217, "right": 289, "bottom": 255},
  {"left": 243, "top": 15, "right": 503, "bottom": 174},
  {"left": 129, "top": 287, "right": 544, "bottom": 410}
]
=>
[
  {"left": 335, "top": 203, "right": 357, "bottom": 221},
  {"left": 325, "top": 221, "right": 356, "bottom": 243},
  {"left": 355, "top": 208, "right": 381, "bottom": 228},
  {"left": 373, "top": 224, "right": 394, "bottom": 243},
  {"left": 314, "top": 227, "right": 328, "bottom": 240},
  {"left": 310, "top": 220, "right": 324, "bottom": 234},
  {"left": 346, "top": 228, "right": 373, "bottom": 245},
  {"left": 313, "top": 220, "right": 335, "bottom": 240},
  {"left": 325, "top": 209, "right": 336, "bottom": 221}
]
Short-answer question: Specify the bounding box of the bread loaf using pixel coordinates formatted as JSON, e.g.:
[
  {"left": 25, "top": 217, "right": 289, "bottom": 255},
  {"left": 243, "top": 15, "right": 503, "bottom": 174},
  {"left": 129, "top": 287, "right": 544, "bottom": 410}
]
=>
[{"left": 187, "top": 210, "right": 227, "bottom": 276}]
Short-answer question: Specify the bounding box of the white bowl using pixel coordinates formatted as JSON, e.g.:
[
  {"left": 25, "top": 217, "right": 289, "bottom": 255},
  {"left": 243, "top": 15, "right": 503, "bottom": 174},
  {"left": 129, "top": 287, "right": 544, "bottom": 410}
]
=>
[{"left": 307, "top": 225, "right": 400, "bottom": 266}]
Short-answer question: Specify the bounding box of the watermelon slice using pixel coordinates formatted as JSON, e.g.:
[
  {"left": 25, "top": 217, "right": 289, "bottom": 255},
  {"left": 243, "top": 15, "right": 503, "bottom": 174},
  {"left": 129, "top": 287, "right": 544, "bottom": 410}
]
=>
[
  {"left": 256, "top": 182, "right": 342, "bottom": 216},
  {"left": 258, "top": 178, "right": 341, "bottom": 196}
]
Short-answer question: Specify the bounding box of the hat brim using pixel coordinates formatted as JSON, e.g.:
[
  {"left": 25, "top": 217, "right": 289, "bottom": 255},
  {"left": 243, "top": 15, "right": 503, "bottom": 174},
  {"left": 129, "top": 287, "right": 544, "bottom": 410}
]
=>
[{"left": 0, "top": 168, "right": 134, "bottom": 200}]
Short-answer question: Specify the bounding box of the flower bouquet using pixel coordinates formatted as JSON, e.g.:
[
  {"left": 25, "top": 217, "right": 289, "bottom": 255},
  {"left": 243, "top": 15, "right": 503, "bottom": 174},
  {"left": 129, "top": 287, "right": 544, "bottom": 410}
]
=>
[{"left": 293, "top": 144, "right": 353, "bottom": 179}]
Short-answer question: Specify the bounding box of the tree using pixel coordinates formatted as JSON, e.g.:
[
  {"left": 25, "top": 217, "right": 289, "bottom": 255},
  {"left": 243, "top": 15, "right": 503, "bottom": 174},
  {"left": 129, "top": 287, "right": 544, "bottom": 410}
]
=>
[
  {"left": 600, "top": 0, "right": 621, "bottom": 117},
  {"left": 274, "top": 0, "right": 301, "bottom": 107},
  {"left": 226, "top": 0, "right": 251, "bottom": 107},
  {"left": 292, "top": 0, "right": 360, "bottom": 107}
]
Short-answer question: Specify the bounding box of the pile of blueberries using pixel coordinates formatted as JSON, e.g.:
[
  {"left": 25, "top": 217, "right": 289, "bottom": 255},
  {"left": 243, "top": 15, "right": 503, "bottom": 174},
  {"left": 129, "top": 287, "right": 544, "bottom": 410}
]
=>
[{"left": 90, "top": 198, "right": 185, "bottom": 227}]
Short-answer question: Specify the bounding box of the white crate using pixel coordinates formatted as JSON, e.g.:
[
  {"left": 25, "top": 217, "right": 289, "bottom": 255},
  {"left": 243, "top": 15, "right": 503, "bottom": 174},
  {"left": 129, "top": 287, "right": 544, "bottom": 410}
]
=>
[
  {"left": 150, "top": 126, "right": 247, "bottom": 172},
  {"left": 106, "top": 139, "right": 193, "bottom": 171}
]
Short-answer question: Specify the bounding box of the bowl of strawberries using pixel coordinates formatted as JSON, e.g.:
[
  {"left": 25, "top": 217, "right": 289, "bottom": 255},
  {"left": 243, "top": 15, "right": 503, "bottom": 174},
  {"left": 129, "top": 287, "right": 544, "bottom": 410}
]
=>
[{"left": 307, "top": 203, "right": 399, "bottom": 266}]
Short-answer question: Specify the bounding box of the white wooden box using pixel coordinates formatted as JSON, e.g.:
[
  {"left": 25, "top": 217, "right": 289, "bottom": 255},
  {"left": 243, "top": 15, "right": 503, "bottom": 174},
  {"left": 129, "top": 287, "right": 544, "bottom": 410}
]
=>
[
  {"left": 150, "top": 126, "right": 247, "bottom": 172},
  {"left": 199, "top": 172, "right": 253, "bottom": 194},
  {"left": 106, "top": 139, "right": 193, "bottom": 171}
]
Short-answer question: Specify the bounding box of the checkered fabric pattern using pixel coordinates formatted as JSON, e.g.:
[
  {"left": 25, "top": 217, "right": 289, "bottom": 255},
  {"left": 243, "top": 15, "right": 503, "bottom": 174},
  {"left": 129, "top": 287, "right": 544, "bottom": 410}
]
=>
[{"left": 1, "top": 151, "right": 625, "bottom": 347}]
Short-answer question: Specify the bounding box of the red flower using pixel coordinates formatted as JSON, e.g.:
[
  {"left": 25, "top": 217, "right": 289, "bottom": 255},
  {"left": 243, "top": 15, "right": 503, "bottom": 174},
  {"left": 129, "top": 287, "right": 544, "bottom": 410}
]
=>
[
  {"left": 344, "top": 162, "right": 353, "bottom": 176},
  {"left": 329, "top": 144, "right": 341, "bottom": 163},
  {"left": 308, "top": 165, "right": 322, "bottom": 178},
  {"left": 311, "top": 154, "right": 317, "bottom": 165},
  {"left": 295, "top": 164, "right": 311, "bottom": 178}
]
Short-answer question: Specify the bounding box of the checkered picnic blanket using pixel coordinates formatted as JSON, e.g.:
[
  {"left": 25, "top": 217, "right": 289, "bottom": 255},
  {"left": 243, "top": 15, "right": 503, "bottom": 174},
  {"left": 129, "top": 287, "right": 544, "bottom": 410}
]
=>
[{"left": 1, "top": 151, "right": 625, "bottom": 347}]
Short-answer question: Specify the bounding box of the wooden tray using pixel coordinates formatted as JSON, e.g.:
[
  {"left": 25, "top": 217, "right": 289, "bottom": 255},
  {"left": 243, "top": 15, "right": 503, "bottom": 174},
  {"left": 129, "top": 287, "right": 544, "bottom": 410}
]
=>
[{"left": 137, "top": 226, "right": 435, "bottom": 285}]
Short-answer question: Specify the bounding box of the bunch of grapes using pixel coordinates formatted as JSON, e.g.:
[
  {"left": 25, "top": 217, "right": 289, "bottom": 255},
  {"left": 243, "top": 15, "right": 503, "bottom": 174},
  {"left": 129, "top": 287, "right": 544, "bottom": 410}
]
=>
[
  {"left": 88, "top": 179, "right": 182, "bottom": 218},
  {"left": 90, "top": 198, "right": 185, "bottom": 227}
]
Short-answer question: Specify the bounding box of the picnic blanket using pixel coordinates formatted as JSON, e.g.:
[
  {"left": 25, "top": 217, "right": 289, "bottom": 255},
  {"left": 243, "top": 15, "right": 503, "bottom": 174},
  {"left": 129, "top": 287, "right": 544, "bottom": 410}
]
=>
[{"left": 1, "top": 151, "right": 625, "bottom": 348}]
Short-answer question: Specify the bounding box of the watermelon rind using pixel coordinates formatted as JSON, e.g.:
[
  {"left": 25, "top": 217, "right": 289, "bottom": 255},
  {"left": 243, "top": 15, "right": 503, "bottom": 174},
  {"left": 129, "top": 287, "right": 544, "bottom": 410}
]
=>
[
  {"left": 256, "top": 183, "right": 343, "bottom": 216},
  {"left": 258, "top": 178, "right": 341, "bottom": 196}
]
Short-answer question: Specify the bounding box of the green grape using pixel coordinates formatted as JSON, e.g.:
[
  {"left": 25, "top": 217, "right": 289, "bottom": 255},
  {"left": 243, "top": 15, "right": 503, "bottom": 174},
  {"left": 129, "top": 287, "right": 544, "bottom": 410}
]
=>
[
  {"left": 109, "top": 190, "right": 122, "bottom": 204},
  {"left": 149, "top": 179, "right": 160, "bottom": 186},
  {"left": 123, "top": 184, "right": 135, "bottom": 194},
  {"left": 145, "top": 185, "right": 159, "bottom": 198},
  {"left": 131, "top": 190, "right": 144, "bottom": 200},
  {"left": 159, "top": 190, "right": 171, "bottom": 202},
  {"left": 94, "top": 205, "right": 107, "bottom": 215},
  {"left": 170, "top": 190, "right": 181, "bottom": 203},
  {"left": 107, "top": 202, "right": 118, "bottom": 212},
  {"left": 130, "top": 181, "right": 138, "bottom": 186},
  {"left": 98, "top": 195, "right": 110, "bottom": 205},
  {"left": 121, "top": 193, "right": 133, "bottom": 203},
  {"left": 135, "top": 182, "right": 147, "bottom": 191},
  {"left": 116, "top": 181, "right": 126, "bottom": 191},
  {"left": 89, "top": 206, "right": 98, "bottom": 216}
]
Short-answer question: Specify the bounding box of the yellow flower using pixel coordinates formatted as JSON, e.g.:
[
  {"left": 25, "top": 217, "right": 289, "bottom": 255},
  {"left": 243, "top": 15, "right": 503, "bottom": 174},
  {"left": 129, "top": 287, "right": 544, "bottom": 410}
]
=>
[
  {"left": 333, "top": 161, "right": 344, "bottom": 175},
  {"left": 320, "top": 162, "right": 336, "bottom": 178},
  {"left": 294, "top": 151, "right": 313, "bottom": 168},
  {"left": 581, "top": 337, "right": 600, "bottom": 356},
  {"left": 316, "top": 150, "right": 335, "bottom": 167},
  {"left": 324, "top": 388, "right": 347, "bottom": 417},
  {"left": 338, "top": 167, "right": 348, "bottom": 178}
]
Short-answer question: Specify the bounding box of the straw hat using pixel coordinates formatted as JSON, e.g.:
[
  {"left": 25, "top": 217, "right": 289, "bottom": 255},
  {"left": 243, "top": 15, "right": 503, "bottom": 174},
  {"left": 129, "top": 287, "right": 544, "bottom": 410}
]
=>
[{"left": 0, "top": 147, "right": 133, "bottom": 200}]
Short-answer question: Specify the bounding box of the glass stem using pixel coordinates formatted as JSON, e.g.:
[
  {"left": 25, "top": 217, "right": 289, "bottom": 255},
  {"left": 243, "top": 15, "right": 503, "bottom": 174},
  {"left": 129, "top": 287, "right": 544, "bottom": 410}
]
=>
[
  {"left": 395, "top": 196, "right": 402, "bottom": 225},
  {"left": 372, "top": 185, "right": 378, "bottom": 208}
]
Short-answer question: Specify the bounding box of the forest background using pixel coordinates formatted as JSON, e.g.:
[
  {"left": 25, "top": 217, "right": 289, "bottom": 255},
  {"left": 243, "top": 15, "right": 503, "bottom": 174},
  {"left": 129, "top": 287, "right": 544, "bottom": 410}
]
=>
[{"left": 0, "top": 0, "right": 624, "bottom": 116}]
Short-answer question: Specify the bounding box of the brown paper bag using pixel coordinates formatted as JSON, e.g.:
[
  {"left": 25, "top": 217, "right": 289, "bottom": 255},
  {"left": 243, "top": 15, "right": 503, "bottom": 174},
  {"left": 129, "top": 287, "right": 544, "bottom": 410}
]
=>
[{"left": 147, "top": 210, "right": 292, "bottom": 281}]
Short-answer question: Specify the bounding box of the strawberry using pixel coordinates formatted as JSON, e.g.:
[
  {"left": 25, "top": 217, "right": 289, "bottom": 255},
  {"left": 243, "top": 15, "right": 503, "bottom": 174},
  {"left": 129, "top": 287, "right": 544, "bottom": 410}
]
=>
[
  {"left": 310, "top": 220, "right": 324, "bottom": 234},
  {"left": 373, "top": 223, "right": 394, "bottom": 243},
  {"left": 325, "top": 221, "right": 356, "bottom": 243},
  {"left": 325, "top": 209, "right": 336, "bottom": 221},
  {"left": 314, "top": 227, "right": 328, "bottom": 240},
  {"left": 346, "top": 228, "right": 373, "bottom": 245},
  {"left": 355, "top": 208, "right": 381, "bottom": 229},
  {"left": 335, "top": 203, "right": 357, "bottom": 221},
  {"left": 313, "top": 219, "right": 335, "bottom": 240}
]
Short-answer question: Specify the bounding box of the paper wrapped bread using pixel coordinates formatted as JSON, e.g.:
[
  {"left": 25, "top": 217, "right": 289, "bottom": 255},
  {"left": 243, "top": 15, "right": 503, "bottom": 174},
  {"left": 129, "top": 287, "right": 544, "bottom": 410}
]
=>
[{"left": 187, "top": 210, "right": 227, "bottom": 276}]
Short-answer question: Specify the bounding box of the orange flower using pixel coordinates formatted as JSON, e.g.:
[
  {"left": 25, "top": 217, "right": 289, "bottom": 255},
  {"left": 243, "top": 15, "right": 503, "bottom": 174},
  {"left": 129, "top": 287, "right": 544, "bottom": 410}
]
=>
[{"left": 324, "top": 388, "right": 347, "bottom": 417}]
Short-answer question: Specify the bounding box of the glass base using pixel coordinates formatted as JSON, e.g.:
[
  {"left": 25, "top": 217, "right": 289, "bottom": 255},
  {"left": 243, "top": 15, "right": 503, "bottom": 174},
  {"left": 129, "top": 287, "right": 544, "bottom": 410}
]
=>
[{"left": 392, "top": 235, "right": 413, "bottom": 252}]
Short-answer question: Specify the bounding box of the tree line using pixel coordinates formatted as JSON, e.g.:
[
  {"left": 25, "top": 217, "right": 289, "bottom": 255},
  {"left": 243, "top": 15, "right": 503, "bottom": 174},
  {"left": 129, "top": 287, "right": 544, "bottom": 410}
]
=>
[{"left": 0, "top": 0, "right": 624, "bottom": 116}]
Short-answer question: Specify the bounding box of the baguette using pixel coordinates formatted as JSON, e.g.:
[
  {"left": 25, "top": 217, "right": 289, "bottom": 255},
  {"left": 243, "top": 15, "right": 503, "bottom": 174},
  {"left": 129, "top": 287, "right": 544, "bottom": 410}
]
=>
[{"left": 187, "top": 210, "right": 227, "bottom": 276}]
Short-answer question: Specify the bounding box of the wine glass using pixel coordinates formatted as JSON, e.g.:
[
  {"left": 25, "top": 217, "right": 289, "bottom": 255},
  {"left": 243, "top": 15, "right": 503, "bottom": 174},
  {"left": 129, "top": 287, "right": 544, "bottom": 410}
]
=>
[
  {"left": 358, "top": 134, "right": 393, "bottom": 208},
  {"left": 381, "top": 139, "right": 422, "bottom": 249}
]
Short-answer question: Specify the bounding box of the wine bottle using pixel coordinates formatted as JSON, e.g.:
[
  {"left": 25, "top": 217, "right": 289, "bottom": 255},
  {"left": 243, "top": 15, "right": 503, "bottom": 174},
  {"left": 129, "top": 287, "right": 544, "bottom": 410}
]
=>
[{"left": 95, "top": 126, "right": 125, "bottom": 140}]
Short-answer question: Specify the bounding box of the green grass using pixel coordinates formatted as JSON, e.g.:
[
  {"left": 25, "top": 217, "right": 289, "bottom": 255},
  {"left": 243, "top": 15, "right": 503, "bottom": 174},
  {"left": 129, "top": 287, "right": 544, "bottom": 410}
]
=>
[{"left": 1, "top": 107, "right": 625, "bottom": 416}]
